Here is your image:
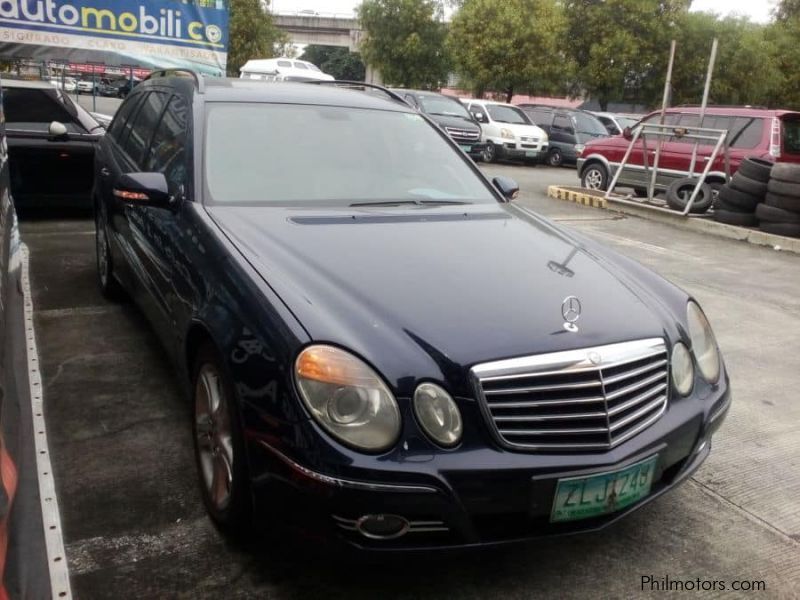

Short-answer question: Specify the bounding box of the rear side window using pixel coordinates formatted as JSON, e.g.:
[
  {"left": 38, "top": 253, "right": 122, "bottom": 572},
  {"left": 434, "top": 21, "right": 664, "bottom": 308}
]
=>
[
  {"left": 552, "top": 114, "right": 574, "bottom": 134},
  {"left": 108, "top": 93, "right": 143, "bottom": 141},
  {"left": 3, "top": 88, "right": 80, "bottom": 132},
  {"left": 728, "top": 117, "right": 763, "bottom": 149},
  {"left": 524, "top": 108, "right": 552, "bottom": 127},
  {"left": 597, "top": 116, "right": 618, "bottom": 135},
  {"left": 144, "top": 95, "right": 189, "bottom": 193},
  {"left": 123, "top": 91, "right": 168, "bottom": 167},
  {"left": 278, "top": 60, "right": 292, "bottom": 67}
]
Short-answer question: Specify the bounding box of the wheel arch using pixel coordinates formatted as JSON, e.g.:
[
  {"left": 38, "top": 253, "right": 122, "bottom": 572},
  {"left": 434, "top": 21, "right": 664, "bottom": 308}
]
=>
[{"left": 578, "top": 154, "right": 611, "bottom": 177}]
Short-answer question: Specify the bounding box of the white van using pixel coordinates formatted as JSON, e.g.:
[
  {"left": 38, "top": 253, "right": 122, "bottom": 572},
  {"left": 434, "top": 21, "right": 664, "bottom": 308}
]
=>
[
  {"left": 462, "top": 99, "right": 549, "bottom": 164},
  {"left": 239, "top": 58, "right": 335, "bottom": 82}
]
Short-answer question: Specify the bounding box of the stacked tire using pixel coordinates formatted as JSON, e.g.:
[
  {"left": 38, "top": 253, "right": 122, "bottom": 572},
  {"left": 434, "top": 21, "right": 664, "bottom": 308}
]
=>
[
  {"left": 713, "top": 158, "right": 771, "bottom": 226},
  {"left": 758, "top": 163, "right": 800, "bottom": 238}
]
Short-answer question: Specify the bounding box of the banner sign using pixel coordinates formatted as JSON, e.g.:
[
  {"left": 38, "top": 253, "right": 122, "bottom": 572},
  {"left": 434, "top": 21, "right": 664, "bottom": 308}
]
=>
[{"left": 0, "top": 0, "right": 229, "bottom": 75}]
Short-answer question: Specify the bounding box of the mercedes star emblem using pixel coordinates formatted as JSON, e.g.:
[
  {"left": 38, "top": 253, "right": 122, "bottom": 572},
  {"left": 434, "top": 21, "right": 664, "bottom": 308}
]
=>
[{"left": 561, "top": 296, "right": 582, "bottom": 333}]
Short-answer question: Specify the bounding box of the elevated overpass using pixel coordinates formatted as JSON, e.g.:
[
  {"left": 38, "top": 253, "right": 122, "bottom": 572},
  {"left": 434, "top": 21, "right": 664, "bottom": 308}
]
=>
[{"left": 272, "top": 12, "right": 381, "bottom": 83}]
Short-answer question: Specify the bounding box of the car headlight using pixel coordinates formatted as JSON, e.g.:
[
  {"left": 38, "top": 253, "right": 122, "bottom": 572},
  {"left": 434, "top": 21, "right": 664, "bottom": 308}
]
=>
[
  {"left": 500, "top": 128, "right": 515, "bottom": 140},
  {"left": 687, "top": 302, "right": 720, "bottom": 383},
  {"left": 295, "top": 345, "right": 401, "bottom": 452},
  {"left": 413, "top": 383, "right": 462, "bottom": 447},
  {"left": 671, "top": 342, "right": 694, "bottom": 396}
]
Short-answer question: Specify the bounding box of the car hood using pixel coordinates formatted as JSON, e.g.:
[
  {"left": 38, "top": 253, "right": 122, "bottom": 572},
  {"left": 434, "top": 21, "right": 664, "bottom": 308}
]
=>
[
  {"left": 428, "top": 114, "right": 481, "bottom": 133},
  {"left": 500, "top": 122, "right": 547, "bottom": 138},
  {"left": 208, "top": 204, "right": 675, "bottom": 395}
]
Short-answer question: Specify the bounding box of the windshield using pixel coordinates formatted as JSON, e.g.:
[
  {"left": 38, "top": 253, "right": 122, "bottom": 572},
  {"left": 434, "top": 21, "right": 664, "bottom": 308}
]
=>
[
  {"left": 616, "top": 116, "right": 639, "bottom": 129},
  {"left": 487, "top": 105, "right": 531, "bottom": 125},
  {"left": 418, "top": 95, "right": 472, "bottom": 120},
  {"left": 204, "top": 104, "right": 497, "bottom": 206},
  {"left": 574, "top": 113, "right": 609, "bottom": 138}
]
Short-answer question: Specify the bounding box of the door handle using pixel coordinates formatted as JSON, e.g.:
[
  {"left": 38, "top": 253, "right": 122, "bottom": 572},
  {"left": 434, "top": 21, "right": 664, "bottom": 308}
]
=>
[{"left": 100, "top": 167, "right": 110, "bottom": 177}]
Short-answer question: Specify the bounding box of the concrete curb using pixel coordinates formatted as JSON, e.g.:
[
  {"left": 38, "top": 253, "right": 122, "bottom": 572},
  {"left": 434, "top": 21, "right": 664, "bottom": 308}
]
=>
[{"left": 546, "top": 186, "right": 800, "bottom": 255}]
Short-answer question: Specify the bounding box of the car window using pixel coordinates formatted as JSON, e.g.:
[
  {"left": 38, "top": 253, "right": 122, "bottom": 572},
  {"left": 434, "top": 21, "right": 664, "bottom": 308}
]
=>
[
  {"left": 144, "top": 95, "right": 189, "bottom": 193},
  {"left": 278, "top": 60, "right": 292, "bottom": 67},
  {"left": 293, "top": 62, "right": 308, "bottom": 70},
  {"left": 597, "top": 116, "right": 619, "bottom": 135},
  {"left": 783, "top": 119, "right": 800, "bottom": 155},
  {"left": 2, "top": 88, "right": 83, "bottom": 133},
  {"left": 486, "top": 105, "right": 530, "bottom": 125},
  {"left": 122, "top": 91, "right": 168, "bottom": 167},
  {"left": 523, "top": 108, "right": 553, "bottom": 127},
  {"left": 574, "top": 113, "right": 608, "bottom": 137},
  {"left": 204, "top": 104, "right": 497, "bottom": 206},
  {"left": 552, "top": 114, "right": 574, "bottom": 134},
  {"left": 418, "top": 94, "right": 472, "bottom": 120},
  {"left": 728, "top": 117, "right": 763, "bottom": 149},
  {"left": 108, "top": 93, "right": 144, "bottom": 141}
]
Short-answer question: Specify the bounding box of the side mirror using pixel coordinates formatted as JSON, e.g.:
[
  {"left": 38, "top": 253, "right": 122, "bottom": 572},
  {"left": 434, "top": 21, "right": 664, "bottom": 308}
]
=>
[
  {"left": 622, "top": 126, "right": 633, "bottom": 140},
  {"left": 492, "top": 176, "right": 519, "bottom": 201},
  {"left": 48, "top": 121, "right": 68, "bottom": 139},
  {"left": 113, "top": 172, "right": 172, "bottom": 207},
  {"left": 473, "top": 112, "right": 488, "bottom": 124}
]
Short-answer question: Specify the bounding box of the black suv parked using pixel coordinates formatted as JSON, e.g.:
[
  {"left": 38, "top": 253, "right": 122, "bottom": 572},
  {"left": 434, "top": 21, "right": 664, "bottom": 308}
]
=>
[
  {"left": 392, "top": 89, "right": 486, "bottom": 161},
  {"left": 520, "top": 105, "right": 609, "bottom": 167}
]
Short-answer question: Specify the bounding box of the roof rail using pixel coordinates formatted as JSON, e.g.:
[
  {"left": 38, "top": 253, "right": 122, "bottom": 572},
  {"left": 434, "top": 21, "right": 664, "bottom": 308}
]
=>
[
  {"left": 675, "top": 103, "right": 769, "bottom": 110},
  {"left": 303, "top": 80, "right": 407, "bottom": 106},
  {"left": 145, "top": 69, "right": 205, "bottom": 94}
]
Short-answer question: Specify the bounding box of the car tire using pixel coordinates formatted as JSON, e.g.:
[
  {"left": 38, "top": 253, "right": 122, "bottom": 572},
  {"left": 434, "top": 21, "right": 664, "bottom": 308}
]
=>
[
  {"left": 769, "top": 162, "right": 800, "bottom": 184},
  {"left": 483, "top": 142, "right": 497, "bottom": 163},
  {"left": 758, "top": 220, "right": 800, "bottom": 238},
  {"left": 192, "top": 343, "right": 253, "bottom": 537},
  {"left": 581, "top": 163, "right": 608, "bottom": 191},
  {"left": 95, "top": 211, "right": 125, "bottom": 300},
  {"left": 767, "top": 178, "right": 800, "bottom": 199},
  {"left": 764, "top": 191, "right": 800, "bottom": 213},
  {"left": 547, "top": 148, "right": 563, "bottom": 167},
  {"left": 713, "top": 209, "right": 758, "bottom": 227},
  {"left": 737, "top": 157, "right": 773, "bottom": 183},
  {"left": 713, "top": 196, "right": 753, "bottom": 214},
  {"left": 756, "top": 202, "right": 800, "bottom": 224},
  {"left": 730, "top": 173, "right": 768, "bottom": 198},
  {"left": 717, "top": 185, "right": 761, "bottom": 212},
  {"left": 665, "top": 177, "right": 713, "bottom": 213}
]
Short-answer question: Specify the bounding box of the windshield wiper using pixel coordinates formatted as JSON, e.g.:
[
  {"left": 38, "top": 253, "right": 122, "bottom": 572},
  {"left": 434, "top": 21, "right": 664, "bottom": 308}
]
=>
[{"left": 350, "top": 199, "right": 471, "bottom": 207}]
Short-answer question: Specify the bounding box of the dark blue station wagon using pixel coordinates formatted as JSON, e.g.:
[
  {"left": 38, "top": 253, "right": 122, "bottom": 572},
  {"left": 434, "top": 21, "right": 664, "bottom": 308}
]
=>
[{"left": 93, "top": 71, "right": 730, "bottom": 550}]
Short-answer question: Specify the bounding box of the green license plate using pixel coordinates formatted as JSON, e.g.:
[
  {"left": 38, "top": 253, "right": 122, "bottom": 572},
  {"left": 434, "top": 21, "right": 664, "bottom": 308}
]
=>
[
  {"left": 460, "top": 145, "right": 472, "bottom": 152},
  {"left": 550, "top": 455, "right": 658, "bottom": 523},
  {"left": 525, "top": 150, "right": 539, "bottom": 158}
]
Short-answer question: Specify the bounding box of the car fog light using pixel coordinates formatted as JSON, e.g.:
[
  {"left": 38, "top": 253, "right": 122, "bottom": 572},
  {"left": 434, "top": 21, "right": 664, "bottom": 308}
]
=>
[
  {"left": 687, "top": 302, "right": 720, "bottom": 384},
  {"left": 413, "top": 383, "right": 462, "bottom": 447},
  {"left": 671, "top": 342, "right": 694, "bottom": 397},
  {"left": 357, "top": 514, "right": 409, "bottom": 539}
]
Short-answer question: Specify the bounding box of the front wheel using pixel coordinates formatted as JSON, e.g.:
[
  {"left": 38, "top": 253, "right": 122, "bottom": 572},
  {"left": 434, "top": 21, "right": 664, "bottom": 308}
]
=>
[
  {"left": 547, "top": 148, "right": 563, "bottom": 167},
  {"left": 95, "top": 211, "right": 124, "bottom": 300},
  {"left": 483, "top": 142, "right": 497, "bottom": 163},
  {"left": 193, "top": 344, "right": 253, "bottom": 536},
  {"left": 581, "top": 163, "right": 609, "bottom": 191}
]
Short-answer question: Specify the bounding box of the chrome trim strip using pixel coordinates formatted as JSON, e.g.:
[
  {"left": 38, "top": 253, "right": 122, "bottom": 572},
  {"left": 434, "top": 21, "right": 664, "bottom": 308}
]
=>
[
  {"left": 606, "top": 383, "right": 667, "bottom": 416},
  {"left": 472, "top": 339, "right": 665, "bottom": 379},
  {"left": 259, "top": 441, "right": 438, "bottom": 494},
  {"left": 483, "top": 380, "right": 602, "bottom": 395},
  {"left": 493, "top": 411, "right": 608, "bottom": 422},
  {"left": 605, "top": 370, "right": 669, "bottom": 400},
  {"left": 500, "top": 426, "right": 609, "bottom": 436},
  {"left": 708, "top": 395, "right": 731, "bottom": 424},
  {"left": 488, "top": 396, "right": 606, "bottom": 409},
  {"left": 603, "top": 359, "right": 668, "bottom": 385},
  {"left": 21, "top": 245, "right": 74, "bottom": 600},
  {"left": 609, "top": 402, "right": 668, "bottom": 447},
  {"left": 609, "top": 396, "right": 667, "bottom": 432}
]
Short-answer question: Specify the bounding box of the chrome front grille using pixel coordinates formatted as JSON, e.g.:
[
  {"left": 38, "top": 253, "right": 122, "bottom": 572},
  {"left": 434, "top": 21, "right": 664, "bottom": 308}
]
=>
[
  {"left": 445, "top": 126, "right": 480, "bottom": 141},
  {"left": 471, "top": 339, "right": 669, "bottom": 452}
]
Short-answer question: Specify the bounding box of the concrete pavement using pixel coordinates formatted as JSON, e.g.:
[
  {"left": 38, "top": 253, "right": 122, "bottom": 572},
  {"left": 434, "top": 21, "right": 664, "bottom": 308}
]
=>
[{"left": 18, "top": 164, "right": 800, "bottom": 598}]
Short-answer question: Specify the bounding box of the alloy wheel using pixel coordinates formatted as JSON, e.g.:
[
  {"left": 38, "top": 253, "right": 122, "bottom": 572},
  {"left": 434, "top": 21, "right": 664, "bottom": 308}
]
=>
[{"left": 195, "top": 364, "right": 234, "bottom": 512}]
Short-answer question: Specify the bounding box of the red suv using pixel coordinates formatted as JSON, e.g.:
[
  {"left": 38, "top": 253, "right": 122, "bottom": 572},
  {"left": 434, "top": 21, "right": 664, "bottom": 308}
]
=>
[{"left": 577, "top": 106, "right": 800, "bottom": 193}]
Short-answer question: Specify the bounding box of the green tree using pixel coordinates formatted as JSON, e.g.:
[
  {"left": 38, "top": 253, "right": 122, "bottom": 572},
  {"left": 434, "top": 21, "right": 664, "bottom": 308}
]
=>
[
  {"left": 357, "top": 0, "right": 450, "bottom": 88},
  {"left": 227, "top": 0, "right": 288, "bottom": 76},
  {"left": 299, "top": 45, "right": 367, "bottom": 80},
  {"left": 448, "top": 0, "right": 570, "bottom": 101},
  {"left": 564, "top": 0, "right": 690, "bottom": 110},
  {"left": 668, "top": 13, "right": 780, "bottom": 107}
]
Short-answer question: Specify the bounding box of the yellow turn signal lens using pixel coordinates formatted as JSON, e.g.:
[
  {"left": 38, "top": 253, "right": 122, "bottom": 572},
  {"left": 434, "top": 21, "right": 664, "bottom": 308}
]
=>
[{"left": 296, "top": 345, "right": 378, "bottom": 387}]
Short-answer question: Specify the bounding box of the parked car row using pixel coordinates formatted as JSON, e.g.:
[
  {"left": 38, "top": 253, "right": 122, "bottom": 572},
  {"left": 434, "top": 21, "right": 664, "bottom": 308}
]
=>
[{"left": 49, "top": 76, "right": 141, "bottom": 98}]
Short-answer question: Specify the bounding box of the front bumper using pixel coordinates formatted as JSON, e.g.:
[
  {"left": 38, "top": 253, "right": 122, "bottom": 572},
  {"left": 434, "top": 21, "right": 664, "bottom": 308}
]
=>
[
  {"left": 495, "top": 140, "right": 548, "bottom": 162},
  {"left": 249, "top": 387, "right": 730, "bottom": 551}
]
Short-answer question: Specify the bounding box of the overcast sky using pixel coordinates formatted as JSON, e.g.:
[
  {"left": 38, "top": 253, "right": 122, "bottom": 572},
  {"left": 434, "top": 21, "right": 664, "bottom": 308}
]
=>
[{"left": 270, "top": 0, "right": 778, "bottom": 23}]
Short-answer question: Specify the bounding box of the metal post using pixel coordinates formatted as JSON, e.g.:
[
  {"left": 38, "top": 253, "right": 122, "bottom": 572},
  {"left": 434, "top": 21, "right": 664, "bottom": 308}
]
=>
[
  {"left": 605, "top": 125, "right": 644, "bottom": 199},
  {"left": 683, "top": 131, "right": 726, "bottom": 215},
  {"left": 648, "top": 40, "right": 677, "bottom": 201},
  {"left": 688, "top": 38, "right": 718, "bottom": 176}
]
